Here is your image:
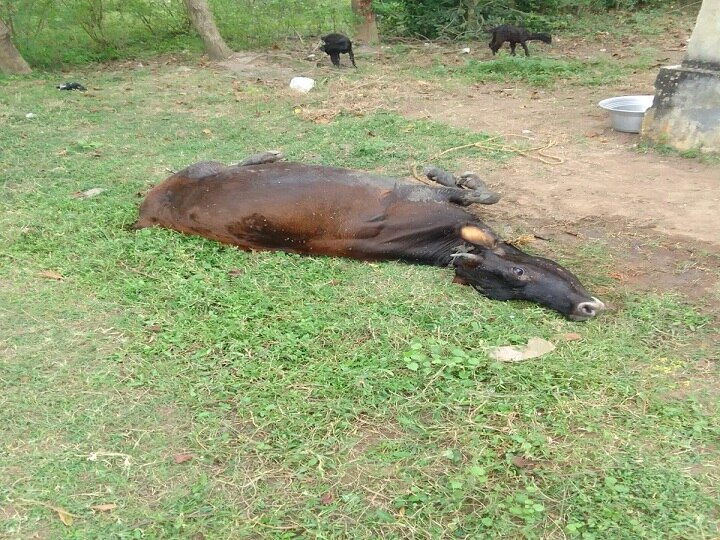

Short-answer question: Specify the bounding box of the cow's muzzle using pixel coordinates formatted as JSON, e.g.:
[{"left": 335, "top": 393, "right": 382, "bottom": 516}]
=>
[{"left": 569, "top": 297, "right": 606, "bottom": 321}]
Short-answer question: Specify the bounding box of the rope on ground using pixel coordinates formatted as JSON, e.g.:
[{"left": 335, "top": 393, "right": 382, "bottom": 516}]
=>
[
  {"left": 440, "top": 135, "right": 565, "bottom": 165},
  {"left": 412, "top": 135, "right": 564, "bottom": 181}
]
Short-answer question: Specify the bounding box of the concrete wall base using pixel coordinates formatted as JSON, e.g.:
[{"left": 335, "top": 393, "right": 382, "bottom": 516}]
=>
[{"left": 641, "top": 63, "right": 720, "bottom": 153}]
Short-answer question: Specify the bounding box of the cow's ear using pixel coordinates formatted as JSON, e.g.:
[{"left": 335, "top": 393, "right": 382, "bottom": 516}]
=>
[{"left": 460, "top": 226, "right": 497, "bottom": 249}]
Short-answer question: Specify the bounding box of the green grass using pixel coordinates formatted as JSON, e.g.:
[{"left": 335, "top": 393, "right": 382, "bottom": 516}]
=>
[
  {"left": 411, "top": 49, "right": 656, "bottom": 88},
  {"left": 2, "top": 48, "right": 719, "bottom": 540},
  {"left": 636, "top": 139, "right": 720, "bottom": 165},
  {"left": 8, "top": 0, "right": 353, "bottom": 69},
  {"left": 555, "top": 8, "right": 690, "bottom": 38}
]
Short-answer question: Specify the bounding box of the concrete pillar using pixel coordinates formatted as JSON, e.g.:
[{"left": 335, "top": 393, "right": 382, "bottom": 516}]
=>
[
  {"left": 686, "top": 0, "right": 720, "bottom": 64},
  {"left": 642, "top": 0, "right": 720, "bottom": 153}
]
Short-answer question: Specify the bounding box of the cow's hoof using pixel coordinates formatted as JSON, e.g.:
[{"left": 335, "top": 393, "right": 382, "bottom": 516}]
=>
[
  {"left": 467, "top": 191, "right": 501, "bottom": 205},
  {"left": 423, "top": 165, "right": 457, "bottom": 187},
  {"left": 458, "top": 172, "right": 489, "bottom": 191},
  {"left": 237, "top": 151, "right": 284, "bottom": 166},
  {"left": 178, "top": 160, "right": 227, "bottom": 179}
]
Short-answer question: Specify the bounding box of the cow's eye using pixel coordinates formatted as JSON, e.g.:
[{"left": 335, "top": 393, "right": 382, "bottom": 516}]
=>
[{"left": 512, "top": 266, "right": 525, "bottom": 276}]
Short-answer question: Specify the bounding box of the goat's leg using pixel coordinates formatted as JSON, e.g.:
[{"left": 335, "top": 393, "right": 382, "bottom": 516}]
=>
[
  {"left": 329, "top": 52, "right": 341, "bottom": 67},
  {"left": 348, "top": 48, "right": 357, "bottom": 67},
  {"left": 521, "top": 41, "right": 530, "bottom": 56},
  {"left": 489, "top": 33, "right": 501, "bottom": 55},
  {"left": 510, "top": 42, "right": 517, "bottom": 56}
]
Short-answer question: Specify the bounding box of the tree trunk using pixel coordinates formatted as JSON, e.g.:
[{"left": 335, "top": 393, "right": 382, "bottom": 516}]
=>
[
  {"left": 0, "top": 19, "right": 31, "bottom": 74},
  {"left": 465, "top": 0, "right": 480, "bottom": 35},
  {"left": 182, "top": 0, "right": 232, "bottom": 60},
  {"left": 351, "top": 0, "right": 378, "bottom": 44}
]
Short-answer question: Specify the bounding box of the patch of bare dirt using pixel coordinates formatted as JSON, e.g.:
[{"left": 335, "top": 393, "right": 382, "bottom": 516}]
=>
[
  {"left": 400, "top": 75, "right": 719, "bottom": 247},
  {"left": 218, "top": 51, "right": 298, "bottom": 81},
  {"left": 375, "top": 23, "right": 718, "bottom": 248}
]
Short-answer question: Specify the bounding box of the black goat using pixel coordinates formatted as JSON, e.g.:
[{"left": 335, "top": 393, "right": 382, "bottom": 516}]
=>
[
  {"left": 319, "top": 33, "right": 357, "bottom": 68},
  {"left": 488, "top": 24, "right": 552, "bottom": 57}
]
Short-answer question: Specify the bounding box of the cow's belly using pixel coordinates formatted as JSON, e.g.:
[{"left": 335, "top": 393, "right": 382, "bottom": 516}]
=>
[{"left": 159, "top": 179, "right": 391, "bottom": 253}]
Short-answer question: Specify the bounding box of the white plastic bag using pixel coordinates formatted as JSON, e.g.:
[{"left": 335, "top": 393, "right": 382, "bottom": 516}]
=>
[{"left": 289, "top": 77, "right": 315, "bottom": 93}]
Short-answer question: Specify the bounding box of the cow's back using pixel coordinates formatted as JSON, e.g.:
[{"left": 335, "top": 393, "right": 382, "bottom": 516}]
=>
[{"left": 138, "top": 162, "right": 479, "bottom": 263}]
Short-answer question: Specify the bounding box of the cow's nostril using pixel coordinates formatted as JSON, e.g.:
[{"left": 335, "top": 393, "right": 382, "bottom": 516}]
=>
[{"left": 574, "top": 298, "right": 606, "bottom": 320}]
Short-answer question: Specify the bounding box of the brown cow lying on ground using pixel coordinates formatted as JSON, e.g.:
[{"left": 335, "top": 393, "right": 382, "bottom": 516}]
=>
[{"left": 136, "top": 155, "right": 605, "bottom": 321}]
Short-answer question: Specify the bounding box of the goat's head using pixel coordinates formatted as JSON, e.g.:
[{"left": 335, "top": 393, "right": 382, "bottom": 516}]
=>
[{"left": 309, "top": 39, "right": 325, "bottom": 54}]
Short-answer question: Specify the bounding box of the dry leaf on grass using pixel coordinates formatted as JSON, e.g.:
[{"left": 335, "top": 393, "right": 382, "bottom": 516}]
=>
[
  {"left": 507, "top": 233, "right": 535, "bottom": 247},
  {"left": 174, "top": 453, "right": 193, "bottom": 464},
  {"left": 563, "top": 332, "right": 583, "bottom": 341},
  {"left": 320, "top": 492, "right": 335, "bottom": 505},
  {"left": 511, "top": 455, "right": 541, "bottom": 470},
  {"left": 56, "top": 508, "right": 74, "bottom": 526},
  {"left": 232, "top": 80, "right": 244, "bottom": 101},
  {"left": 490, "top": 337, "right": 555, "bottom": 362},
  {"left": 18, "top": 499, "right": 79, "bottom": 526},
  {"left": 73, "top": 187, "right": 104, "bottom": 199},
  {"left": 90, "top": 503, "right": 117, "bottom": 512},
  {"left": 38, "top": 270, "right": 64, "bottom": 281}
]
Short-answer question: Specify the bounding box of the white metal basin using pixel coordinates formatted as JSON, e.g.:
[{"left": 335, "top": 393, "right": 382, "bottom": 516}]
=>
[{"left": 598, "top": 95, "right": 655, "bottom": 133}]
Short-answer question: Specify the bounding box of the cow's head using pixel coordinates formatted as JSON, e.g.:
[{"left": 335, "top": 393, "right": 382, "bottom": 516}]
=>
[{"left": 452, "top": 226, "right": 605, "bottom": 321}]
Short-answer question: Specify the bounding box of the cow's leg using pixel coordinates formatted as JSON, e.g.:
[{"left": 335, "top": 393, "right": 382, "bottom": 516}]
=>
[
  {"left": 457, "top": 172, "right": 489, "bottom": 191},
  {"left": 176, "top": 161, "right": 227, "bottom": 179},
  {"left": 424, "top": 167, "right": 499, "bottom": 204},
  {"left": 452, "top": 189, "right": 501, "bottom": 205},
  {"left": 424, "top": 165, "right": 457, "bottom": 187},
  {"left": 434, "top": 186, "right": 500, "bottom": 206},
  {"left": 236, "top": 150, "right": 284, "bottom": 166}
]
